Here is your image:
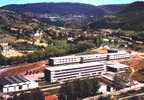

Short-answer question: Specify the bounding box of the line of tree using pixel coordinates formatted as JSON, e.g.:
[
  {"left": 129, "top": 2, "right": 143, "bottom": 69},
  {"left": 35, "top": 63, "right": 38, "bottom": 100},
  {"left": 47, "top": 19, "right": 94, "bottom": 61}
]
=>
[
  {"left": 0, "top": 40, "right": 96, "bottom": 66},
  {"left": 58, "top": 78, "right": 100, "bottom": 100},
  {"left": 98, "top": 96, "right": 111, "bottom": 100}
]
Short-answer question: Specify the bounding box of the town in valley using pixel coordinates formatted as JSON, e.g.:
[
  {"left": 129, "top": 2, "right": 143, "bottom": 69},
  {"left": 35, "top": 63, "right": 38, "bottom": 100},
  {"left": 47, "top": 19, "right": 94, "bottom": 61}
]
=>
[{"left": 0, "top": 0, "right": 144, "bottom": 100}]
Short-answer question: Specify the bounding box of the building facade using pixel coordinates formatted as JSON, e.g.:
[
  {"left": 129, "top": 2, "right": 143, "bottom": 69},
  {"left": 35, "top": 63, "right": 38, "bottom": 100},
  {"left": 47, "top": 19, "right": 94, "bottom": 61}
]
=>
[
  {"left": 0, "top": 75, "right": 38, "bottom": 93},
  {"left": 102, "top": 63, "right": 129, "bottom": 81},
  {"left": 49, "top": 51, "right": 130, "bottom": 66},
  {"left": 45, "top": 62, "right": 106, "bottom": 83}
]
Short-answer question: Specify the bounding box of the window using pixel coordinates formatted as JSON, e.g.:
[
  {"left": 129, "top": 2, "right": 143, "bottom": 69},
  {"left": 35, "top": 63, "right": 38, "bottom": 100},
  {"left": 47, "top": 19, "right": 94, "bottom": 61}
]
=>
[
  {"left": 107, "top": 67, "right": 117, "bottom": 72},
  {"left": 19, "top": 85, "right": 22, "bottom": 90}
]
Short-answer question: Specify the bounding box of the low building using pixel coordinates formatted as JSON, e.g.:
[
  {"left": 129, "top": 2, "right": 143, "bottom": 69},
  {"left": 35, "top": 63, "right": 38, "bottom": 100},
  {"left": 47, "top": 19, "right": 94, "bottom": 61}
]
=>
[
  {"left": 98, "top": 83, "right": 107, "bottom": 94},
  {"left": 0, "top": 43, "right": 13, "bottom": 52},
  {"left": 106, "top": 63, "right": 129, "bottom": 73},
  {"left": 102, "top": 63, "right": 129, "bottom": 81},
  {"left": 0, "top": 75, "right": 38, "bottom": 93},
  {"left": 45, "top": 62, "right": 106, "bottom": 83}
]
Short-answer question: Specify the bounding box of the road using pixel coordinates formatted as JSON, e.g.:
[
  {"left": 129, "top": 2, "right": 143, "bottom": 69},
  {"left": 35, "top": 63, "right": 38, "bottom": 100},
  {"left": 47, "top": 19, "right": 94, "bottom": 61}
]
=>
[
  {"left": 41, "top": 86, "right": 61, "bottom": 91},
  {"left": 119, "top": 92, "right": 144, "bottom": 100}
]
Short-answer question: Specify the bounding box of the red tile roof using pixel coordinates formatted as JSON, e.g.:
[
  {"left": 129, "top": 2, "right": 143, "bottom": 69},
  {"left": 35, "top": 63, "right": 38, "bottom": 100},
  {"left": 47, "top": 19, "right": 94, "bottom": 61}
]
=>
[{"left": 45, "top": 96, "right": 58, "bottom": 100}]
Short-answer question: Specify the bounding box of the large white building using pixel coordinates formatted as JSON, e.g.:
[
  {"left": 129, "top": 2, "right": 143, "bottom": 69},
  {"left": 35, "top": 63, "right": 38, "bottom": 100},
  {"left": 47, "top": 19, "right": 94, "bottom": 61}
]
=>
[
  {"left": 0, "top": 75, "right": 38, "bottom": 93},
  {"left": 46, "top": 50, "right": 130, "bottom": 83},
  {"left": 49, "top": 51, "right": 130, "bottom": 66},
  {"left": 45, "top": 62, "right": 106, "bottom": 83}
]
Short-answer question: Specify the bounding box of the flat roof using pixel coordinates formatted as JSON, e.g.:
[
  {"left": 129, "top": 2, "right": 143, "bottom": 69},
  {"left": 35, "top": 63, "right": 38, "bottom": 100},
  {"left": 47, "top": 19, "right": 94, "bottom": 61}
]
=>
[
  {"left": 49, "top": 55, "right": 76, "bottom": 60},
  {"left": 108, "top": 51, "right": 129, "bottom": 55},
  {"left": 102, "top": 73, "right": 115, "bottom": 81},
  {"left": 0, "top": 75, "right": 30, "bottom": 86},
  {"left": 49, "top": 51, "right": 129, "bottom": 60},
  {"left": 107, "top": 63, "right": 129, "bottom": 69},
  {"left": 49, "top": 54, "right": 107, "bottom": 60},
  {"left": 46, "top": 62, "right": 105, "bottom": 71},
  {"left": 80, "top": 53, "right": 107, "bottom": 57}
]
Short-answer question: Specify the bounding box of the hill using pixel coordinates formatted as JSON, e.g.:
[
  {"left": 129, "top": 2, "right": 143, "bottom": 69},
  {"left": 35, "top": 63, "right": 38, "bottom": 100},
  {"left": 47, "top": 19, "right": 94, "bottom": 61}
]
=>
[
  {"left": 0, "top": 9, "right": 42, "bottom": 30},
  {"left": 117, "top": 1, "right": 144, "bottom": 30},
  {"left": 0, "top": 8, "right": 47, "bottom": 41},
  {"left": 1, "top": 3, "right": 128, "bottom": 28},
  {"left": 119, "top": 1, "right": 144, "bottom": 13},
  {"left": 98, "top": 4, "right": 127, "bottom": 14},
  {"left": 89, "top": 1, "right": 144, "bottom": 30},
  {"left": 1, "top": 3, "right": 107, "bottom": 16},
  {"left": 1, "top": 1, "right": 144, "bottom": 30}
]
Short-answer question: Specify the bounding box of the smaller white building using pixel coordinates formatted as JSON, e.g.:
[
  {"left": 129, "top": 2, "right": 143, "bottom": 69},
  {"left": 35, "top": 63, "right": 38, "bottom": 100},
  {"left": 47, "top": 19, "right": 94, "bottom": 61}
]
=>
[
  {"left": 0, "top": 75, "right": 38, "bottom": 93},
  {"left": 98, "top": 83, "right": 107, "bottom": 94},
  {"left": 102, "top": 63, "right": 129, "bottom": 81},
  {"left": 98, "top": 83, "right": 114, "bottom": 95},
  {"left": 106, "top": 63, "right": 129, "bottom": 73}
]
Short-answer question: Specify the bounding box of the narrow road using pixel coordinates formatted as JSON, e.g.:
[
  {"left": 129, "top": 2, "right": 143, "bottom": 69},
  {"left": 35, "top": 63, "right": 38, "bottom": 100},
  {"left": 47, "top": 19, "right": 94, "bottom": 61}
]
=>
[
  {"left": 119, "top": 92, "right": 144, "bottom": 100},
  {"left": 41, "top": 86, "right": 61, "bottom": 91}
]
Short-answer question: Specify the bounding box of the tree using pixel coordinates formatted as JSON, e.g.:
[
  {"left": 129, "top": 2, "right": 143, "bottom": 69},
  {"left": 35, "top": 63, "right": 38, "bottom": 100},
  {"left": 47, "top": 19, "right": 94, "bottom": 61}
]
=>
[
  {"left": 98, "top": 96, "right": 111, "bottom": 100},
  {"left": 89, "top": 78, "right": 100, "bottom": 96},
  {"left": 137, "top": 32, "right": 144, "bottom": 40},
  {"left": 94, "top": 36, "right": 103, "bottom": 47},
  {"left": 79, "top": 79, "right": 90, "bottom": 98},
  {"left": 0, "top": 52, "right": 7, "bottom": 65},
  {"left": 12, "top": 88, "right": 44, "bottom": 100},
  {"left": 75, "top": 41, "right": 95, "bottom": 52},
  {"left": 58, "top": 82, "right": 72, "bottom": 100},
  {"left": 58, "top": 78, "right": 100, "bottom": 100},
  {"left": 31, "top": 88, "right": 44, "bottom": 100},
  {"left": 127, "top": 96, "right": 139, "bottom": 100},
  {"left": 72, "top": 80, "right": 81, "bottom": 99}
]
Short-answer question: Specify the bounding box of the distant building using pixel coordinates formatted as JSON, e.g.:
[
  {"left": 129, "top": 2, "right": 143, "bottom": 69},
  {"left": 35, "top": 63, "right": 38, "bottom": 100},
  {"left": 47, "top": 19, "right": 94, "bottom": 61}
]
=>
[
  {"left": 98, "top": 83, "right": 107, "bottom": 94},
  {"left": 0, "top": 75, "right": 38, "bottom": 93},
  {"left": 0, "top": 43, "right": 13, "bottom": 52}
]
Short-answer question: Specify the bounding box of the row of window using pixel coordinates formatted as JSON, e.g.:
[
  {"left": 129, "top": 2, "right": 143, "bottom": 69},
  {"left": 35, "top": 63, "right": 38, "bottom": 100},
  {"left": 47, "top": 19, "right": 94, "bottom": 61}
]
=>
[
  {"left": 55, "top": 72, "right": 101, "bottom": 82},
  {"left": 57, "top": 75, "right": 77, "bottom": 81},
  {"left": 52, "top": 68, "right": 105, "bottom": 79},
  {"left": 55, "top": 73, "right": 100, "bottom": 82},
  {"left": 54, "top": 57, "right": 107, "bottom": 64},
  {"left": 53, "top": 55, "right": 106, "bottom": 62},
  {"left": 3, "top": 84, "right": 30, "bottom": 92},
  {"left": 83, "top": 58, "right": 107, "bottom": 62},
  {"left": 54, "top": 65, "right": 104, "bottom": 73},
  {"left": 53, "top": 67, "right": 104, "bottom": 75}
]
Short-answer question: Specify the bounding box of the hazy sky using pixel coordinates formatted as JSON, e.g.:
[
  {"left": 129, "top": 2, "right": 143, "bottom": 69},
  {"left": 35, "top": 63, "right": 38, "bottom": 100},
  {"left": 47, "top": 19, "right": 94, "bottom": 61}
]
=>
[{"left": 0, "top": 0, "right": 143, "bottom": 7}]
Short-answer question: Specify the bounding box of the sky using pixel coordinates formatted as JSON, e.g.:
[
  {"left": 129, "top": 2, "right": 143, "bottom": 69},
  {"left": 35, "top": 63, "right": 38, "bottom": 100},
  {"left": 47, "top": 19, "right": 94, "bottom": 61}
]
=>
[{"left": 0, "top": 0, "right": 143, "bottom": 7}]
